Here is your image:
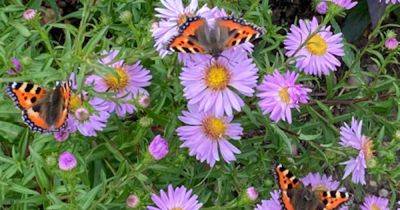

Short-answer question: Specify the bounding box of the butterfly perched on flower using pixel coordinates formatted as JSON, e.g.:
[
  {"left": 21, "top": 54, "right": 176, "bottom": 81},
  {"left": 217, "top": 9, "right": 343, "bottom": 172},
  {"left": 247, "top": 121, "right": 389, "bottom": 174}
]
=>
[
  {"left": 167, "top": 15, "right": 265, "bottom": 57},
  {"left": 274, "top": 164, "right": 351, "bottom": 210},
  {"left": 6, "top": 81, "right": 71, "bottom": 133}
]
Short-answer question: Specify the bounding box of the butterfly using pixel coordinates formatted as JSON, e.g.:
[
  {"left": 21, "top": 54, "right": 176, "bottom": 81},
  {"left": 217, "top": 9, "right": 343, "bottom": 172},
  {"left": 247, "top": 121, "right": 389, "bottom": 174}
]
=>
[
  {"left": 167, "top": 15, "right": 265, "bottom": 57},
  {"left": 6, "top": 81, "right": 71, "bottom": 133},
  {"left": 274, "top": 164, "right": 351, "bottom": 210}
]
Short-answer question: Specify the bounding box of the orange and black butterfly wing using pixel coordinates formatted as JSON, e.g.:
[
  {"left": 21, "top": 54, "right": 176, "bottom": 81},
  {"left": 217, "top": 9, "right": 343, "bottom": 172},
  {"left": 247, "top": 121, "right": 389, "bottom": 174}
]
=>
[
  {"left": 6, "top": 82, "right": 51, "bottom": 132},
  {"left": 275, "top": 164, "right": 302, "bottom": 210},
  {"left": 53, "top": 81, "right": 71, "bottom": 130},
  {"left": 318, "top": 191, "right": 351, "bottom": 210},
  {"left": 6, "top": 82, "right": 46, "bottom": 110},
  {"left": 168, "top": 16, "right": 207, "bottom": 54},
  {"left": 217, "top": 16, "right": 265, "bottom": 48}
]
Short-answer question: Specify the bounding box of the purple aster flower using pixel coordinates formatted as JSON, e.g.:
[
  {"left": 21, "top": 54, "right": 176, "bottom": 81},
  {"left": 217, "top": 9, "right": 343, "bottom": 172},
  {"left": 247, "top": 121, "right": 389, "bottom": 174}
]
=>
[
  {"left": 176, "top": 105, "right": 243, "bottom": 167},
  {"left": 149, "top": 135, "right": 169, "bottom": 160},
  {"left": 126, "top": 194, "right": 140, "bottom": 208},
  {"left": 254, "top": 190, "right": 281, "bottom": 210},
  {"left": 7, "top": 58, "right": 22, "bottom": 75},
  {"left": 147, "top": 185, "right": 202, "bottom": 210},
  {"left": 361, "top": 195, "right": 389, "bottom": 210},
  {"left": 180, "top": 47, "right": 258, "bottom": 117},
  {"left": 316, "top": 2, "right": 328, "bottom": 14},
  {"left": 331, "top": 0, "right": 358, "bottom": 9},
  {"left": 340, "top": 117, "right": 374, "bottom": 185},
  {"left": 54, "top": 130, "right": 69, "bottom": 142},
  {"left": 380, "top": 0, "right": 400, "bottom": 4},
  {"left": 301, "top": 172, "right": 340, "bottom": 191},
  {"left": 68, "top": 96, "right": 112, "bottom": 137},
  {"left": 246, "top": 187, "right": 259, "bottom": 201},
  {"left": 385, "top": 37, "right": 398, "bottom": 50},
  {"left": 58, "top": 151, "right": 77, "bottom": 171},
  {"left": 257, "top": 70, "right": 311, "bottom": 124},
  {"left": 284, "top": 17, "right": 344, "bottom": 77},
  {"left": 85, "top": 50, "right": 152, "bottom": 117},
  {"left": 23, "top": 9, "right": 37, "bottom": 20}
]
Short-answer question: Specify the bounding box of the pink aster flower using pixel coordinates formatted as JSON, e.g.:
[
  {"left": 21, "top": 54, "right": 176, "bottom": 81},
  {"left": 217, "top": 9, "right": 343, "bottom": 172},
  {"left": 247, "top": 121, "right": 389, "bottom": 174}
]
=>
[
  {"left": 257, "top": 70, "right": 311, "bottom": 124},
  {"left": 152, "top": 0, "right": 211, "bottom": 57},
  {"left": 246, "top": 187, "right": 259, "bottom": 201},
  {"left": 361, "top": 195, "right": 389, "bottom": 210},
  {"left": 58, "top": 151, "right": 77, "bottom": 171},
  {"left": 85, "top": 50, "right": 151, "bottom": 117},
  {"left": 380, "top": 0, "right": 400, "bottom": 4},
  {"left": 180, "top": 47, "right": 258, "bottom": 117},
  {"left": 301, "top": 172, "right": 340, "bottom": 191},
  {"left": 340, "top": 117, "right": 374, "bottom": 185},
  {"left": 23, "top": 9, "right": 37, "bottom": 20},
  {"left": 385, "top": 37, "right": 398, "bottom": 50},
  {"left": 147, "top": 185, "right": 202, "bottom": 210},
  {"left": 254, "top": 190, "right": 281, "bottom": 210},
  {"left": 176, "top": 106, "right": 243, "bottom": 167},
  {"left": 7, "top": 58, "right": 21, "bottom": 75},
  {"left": 126, "top": 194, "right": 140, "bottom": 208},
  {"left": 148, "top": 135, "right": 169, "bottom": 160},
  {"left": 284, "top": 17, "right": 344, "bottom": 77}
]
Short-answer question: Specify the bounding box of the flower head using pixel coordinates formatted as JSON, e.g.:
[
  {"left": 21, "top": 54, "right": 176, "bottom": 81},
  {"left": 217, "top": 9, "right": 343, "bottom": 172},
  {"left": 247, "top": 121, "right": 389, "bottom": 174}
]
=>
[
  {"left": 85, "top": 50, "right": 152, "bottom": 117},
  {"left": 147, "top": 185, "right": 202, "bottom": 210},
  {"left": 68, "top": 96, "right": 112, "bottom": 137},
  {"left": 331, "top": 0, "right": 358, "bottom": 9},
  {"left": 284, "top": 17, "right": 344, "bottom": 76},
  {"left": 7, "top": 58, "right": 21, "bottom": 75},
  {"left": 254, "top": 190, "right": 281, "bottom": 210},
  {"left": 301, "top": 172, "right": 340, "bottom": 191},
  {"left": 149, "top": 135, "right": 169, "bottom": 160},
  {"left": 126, "top": 194, "right": 140, "bottom": 208},
  {"left": 316, "top": 2, "right": 328, "bottom": 14},
  {"left": 176, "top": 106, "right": 243, "bottom": 167},
  {"left": 340, "top": 117, "right": 374, "bottom": 185},
  {"left": 58, "top": 151, "right": 77, "bottom": 171},
  {"left": 257, "top": 70, "right": 311, "bottom": 124},
  {"left": 361, "top": 195, "right": 389, "bottom": 210},
  {"left": 54, "top": 130, "right": 69, "bottom": 142},
  {"left": 385, "top": 37, "right": 398, "bottom": 50},
  {"left": 23, "top": 9, "right": 37, "bottom": 20},
  {"left": 246, "top": 187, "right": 259, "bottom": 201},
  {"left": 180, "top": 48, "right": 258, "bottom": 117}
]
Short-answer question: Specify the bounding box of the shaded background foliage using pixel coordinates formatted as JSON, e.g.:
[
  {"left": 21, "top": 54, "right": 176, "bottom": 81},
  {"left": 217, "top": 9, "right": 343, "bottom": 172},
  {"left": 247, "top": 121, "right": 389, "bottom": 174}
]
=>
[{"left": 0, "top": 0, "right": 399, "bottom": 209}]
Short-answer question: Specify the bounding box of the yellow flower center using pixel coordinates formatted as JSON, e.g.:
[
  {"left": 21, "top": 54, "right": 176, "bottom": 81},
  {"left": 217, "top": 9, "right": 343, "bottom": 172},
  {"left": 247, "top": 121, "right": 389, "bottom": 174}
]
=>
[
  {"left": 279, "top": 87, "right": 291, "bottom": 104},
  {"left": 202, "top": 117, "right": 227, "bottom": 140},
  {"left": 306, "top": 34, "right": 328, "bottom": 56},
  {"left": 104, "top": 67, "right": 129, "bottom": 92},
  {"left": 69, "top": 93, "right": 82, "bottom": 112},
  {"left": 171, "top": 208, "right": 183, "bottom": 210},
  {"left": 205, "top": 64, "right": 230, "bottom": 90},
  {"left": 371, "top": 204, "right": 381, "bottom": 210},
  {"left": 314, "top": 185, "right": 328, "bottom": 192},
  {"left": 362, "top": 136, "right": 374, "bottom": 161}
]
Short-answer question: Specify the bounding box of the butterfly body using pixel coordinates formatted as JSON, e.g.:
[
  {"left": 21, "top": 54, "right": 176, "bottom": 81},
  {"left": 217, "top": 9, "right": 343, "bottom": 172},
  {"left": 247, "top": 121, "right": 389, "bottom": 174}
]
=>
[
  {"left": 274, "top": 164, "right": 351, "bottom": 210},
  {"left": 168, "top": 16, "right": 265, "bottom": 57},
  {"left": 6, "top": 81, "right": 70, "bottom": 133}
]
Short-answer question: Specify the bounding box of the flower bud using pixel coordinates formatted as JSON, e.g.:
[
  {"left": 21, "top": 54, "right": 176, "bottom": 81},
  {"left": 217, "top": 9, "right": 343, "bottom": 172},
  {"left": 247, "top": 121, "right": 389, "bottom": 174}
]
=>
[
  {"left": 246, "top": 187, "right": 258, "bottom": 201},
  {"left": 148, "top": 135, "right": 169, "bottom": 160},
  {"left": 126, "top": 194, "right": 139, "bottom": 208},
  {"left": 120, "top": 10, "right": 132, "bottom": 24}
]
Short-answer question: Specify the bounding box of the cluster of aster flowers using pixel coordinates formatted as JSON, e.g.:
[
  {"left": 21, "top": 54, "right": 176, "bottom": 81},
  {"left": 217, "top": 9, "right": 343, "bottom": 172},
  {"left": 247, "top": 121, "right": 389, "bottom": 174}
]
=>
[{"left": 50, "top": 50, "right": 152, "bottom": 141}]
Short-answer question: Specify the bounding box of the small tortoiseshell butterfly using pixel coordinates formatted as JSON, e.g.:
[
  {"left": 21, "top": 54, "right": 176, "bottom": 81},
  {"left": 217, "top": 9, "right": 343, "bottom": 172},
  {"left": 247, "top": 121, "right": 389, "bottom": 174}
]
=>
[
  {"left": 167, "top": 16, "right": 265, "bottom": 57},
  {"left": 275, "top": 164, "right": 351, "bottom": 210},
  {"left": 6, "top": 81, "right": 71, "bottom": 133}
]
